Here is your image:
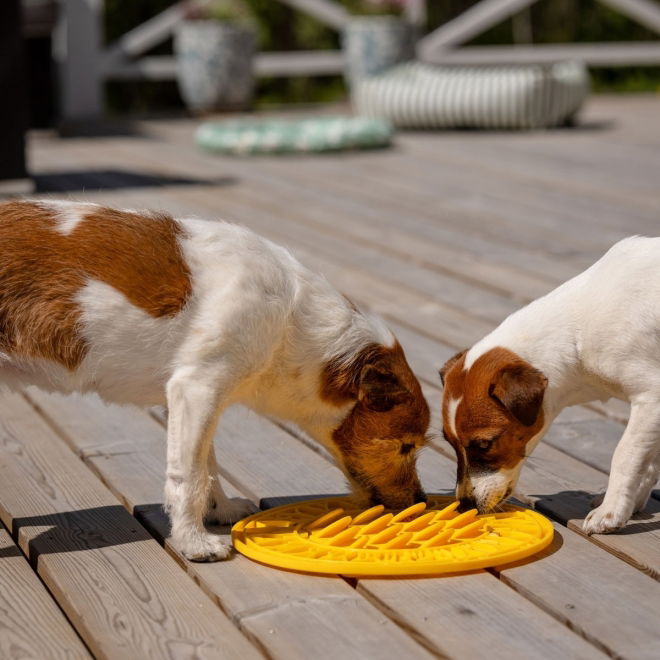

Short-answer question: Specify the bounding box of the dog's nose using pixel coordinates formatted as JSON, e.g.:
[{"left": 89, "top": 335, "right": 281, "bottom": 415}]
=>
[{"left": 457, "top": 496, "right": 477, "bottom": 513}]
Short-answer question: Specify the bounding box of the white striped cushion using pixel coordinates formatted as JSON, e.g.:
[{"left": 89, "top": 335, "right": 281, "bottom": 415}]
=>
[{"left": 353, "top": 61, "right": 589, "bottom": 129}]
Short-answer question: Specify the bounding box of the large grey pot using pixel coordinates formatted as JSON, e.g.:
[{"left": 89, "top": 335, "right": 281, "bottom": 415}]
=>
[
  {"left": 174, "top": 20, "right": 256, "bottom": 112},
  {"left": 342, "top": 16, "right": 414, "bottom": 86}
]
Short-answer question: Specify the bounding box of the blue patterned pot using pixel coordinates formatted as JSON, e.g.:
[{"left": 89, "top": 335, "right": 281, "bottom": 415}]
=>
[
  {"left": 342, "top": 16, "right": 414, "bottom": 85},
  {"left": 174, "top": 20, "right": 256, "bottom": 112}
]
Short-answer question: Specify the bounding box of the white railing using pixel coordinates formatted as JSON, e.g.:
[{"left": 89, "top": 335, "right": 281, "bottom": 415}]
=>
[
  {"left": 418, "top": 0, "right": 660, "bottom": 65},
  {"left": 55, "top": 0, "right": 660, "bottom": 121}
]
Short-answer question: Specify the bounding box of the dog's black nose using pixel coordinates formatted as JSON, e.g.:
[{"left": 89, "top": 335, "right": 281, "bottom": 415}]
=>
[
  {"left": 415, "top": 489, "right": 428, "bottom": 504},
  {"left": 457, "top": 496, "right": 477, "bottom": 513}
]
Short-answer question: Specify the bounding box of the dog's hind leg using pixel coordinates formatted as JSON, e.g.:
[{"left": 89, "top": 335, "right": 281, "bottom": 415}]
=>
[{"left": 584, "top": 400, "right": 660, "bottom": 534}]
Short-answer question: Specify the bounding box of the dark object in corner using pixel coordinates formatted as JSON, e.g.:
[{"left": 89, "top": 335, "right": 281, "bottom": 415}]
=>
[{"left": 0, "top": 0, "right": 29, "bottom": 185}]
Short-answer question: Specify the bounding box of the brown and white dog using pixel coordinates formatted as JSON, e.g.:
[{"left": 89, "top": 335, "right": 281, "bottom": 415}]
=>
[
  {"left": 0, "top": 200, "right": 429, "bottom": 561},
  {"left": 440, "top": 237, "right": 660, "bottom": 535}
]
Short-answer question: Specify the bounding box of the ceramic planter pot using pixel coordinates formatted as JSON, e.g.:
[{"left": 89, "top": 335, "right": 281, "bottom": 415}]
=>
[
  {"left": 174, "top": 20, "right": 256, "bottom": 112},
  {"left": 342, "top": 16, "right": 414, "bottom": 85}
]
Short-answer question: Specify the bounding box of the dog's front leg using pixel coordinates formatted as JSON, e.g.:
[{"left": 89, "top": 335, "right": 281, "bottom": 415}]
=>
[
  {"left": 204, "top": 443, "right": 257, "bottom": 525},
  {"left": 164, "top": 367, "right": 232, "bottom": 561},
  {"left": 584, "top": 401, "right": 660, "bottom": 535},
  {"left": 632, "top": 450, "right": 660, "bottom": 513}
]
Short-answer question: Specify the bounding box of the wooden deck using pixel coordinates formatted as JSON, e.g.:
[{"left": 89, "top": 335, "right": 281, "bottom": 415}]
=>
[{"left": 3, "top": 94, "right": 660, "bottom": 658}]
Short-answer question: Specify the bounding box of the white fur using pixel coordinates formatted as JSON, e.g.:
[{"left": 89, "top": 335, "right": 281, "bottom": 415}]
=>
[
  {"left": 459, "top": 465, "right": 518, "bottom": 512},
  {"left": 38, "top": 200, "right": 100, "bottom": 235},
  {"left": 466, "top": 236, "right": 660, "bottom": 533},
  {"left": 447, "top": 396, "right": 462, "bottom": 439},
  {"left": 1, "top": 203, "right": 397, "bottom": 561}
]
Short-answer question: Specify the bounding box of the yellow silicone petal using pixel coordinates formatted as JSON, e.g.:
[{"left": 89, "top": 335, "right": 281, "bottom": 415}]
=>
[
  {"left": 305, "top": 508, "right": 345, "bottom": 531},
  {"left": 391, "top": 501, "right": 427, "bottom": 523},
  {"left": 316, "top": 515, "right": 352, "bottom": 538},
  {"left": 351, "top": 505, "right": 385, "bottom": 525}
]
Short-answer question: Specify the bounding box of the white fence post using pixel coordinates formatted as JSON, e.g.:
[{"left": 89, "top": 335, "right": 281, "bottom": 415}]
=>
[
  {"left": 404, "top": 0, "right": 427, "bottom": 28},
  {"left": 54, "top": 0, "right": 103, "bottom": 121}
]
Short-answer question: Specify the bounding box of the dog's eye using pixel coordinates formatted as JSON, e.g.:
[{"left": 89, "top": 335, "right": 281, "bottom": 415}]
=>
[
  {"left": 400, "top": 442, "right": 415, "bottom": 455},
  {"left": 474, "top": 436, "right": 498, "bottom": 451}
]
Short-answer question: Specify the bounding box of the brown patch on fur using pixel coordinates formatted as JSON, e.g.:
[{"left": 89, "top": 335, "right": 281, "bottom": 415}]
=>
[
  {"left": 321, "top": 341, "right": 429, "bottom": 509},
  {"left": 439, "top": 349, "right": 466, "bottom": 386},
  {"left": 0, "top": 201, "right": 191, "bottom": 369},
  {"left": 441, "top": 347, "right": 547, "bottom": 473}
]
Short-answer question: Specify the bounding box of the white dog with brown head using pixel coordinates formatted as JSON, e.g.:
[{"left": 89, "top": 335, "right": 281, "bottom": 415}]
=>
[
  {"left": 440, "top": 236, "right": 660, "bottom": 535},
  {"left": 0, "top": 200, "right": 429, "bottom": 561}
]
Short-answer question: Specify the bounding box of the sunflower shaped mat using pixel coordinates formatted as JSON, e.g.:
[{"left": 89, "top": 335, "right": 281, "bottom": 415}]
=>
[{"left": 232, "top": 495, "right": 554, "bottom": 576}]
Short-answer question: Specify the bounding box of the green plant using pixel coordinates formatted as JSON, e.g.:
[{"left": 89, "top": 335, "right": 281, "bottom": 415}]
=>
[
  {"left": 183, "top": 0, "right": 255, "bottom": 28},
  {"left": 344, "top": 0, "right": 407, "bottom": 16}
]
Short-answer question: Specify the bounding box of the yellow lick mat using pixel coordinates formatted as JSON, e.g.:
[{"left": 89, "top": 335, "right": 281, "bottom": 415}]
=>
[{"left": 231, "top": 495, "right": 554, "bottom": 576}]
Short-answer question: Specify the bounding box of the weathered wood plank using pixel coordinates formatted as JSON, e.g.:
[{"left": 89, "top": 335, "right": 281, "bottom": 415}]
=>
[
  {"left": 159, "top": 140, "right": 589, "bottom": 284},
  {"left": 402, "top": 133, "right": 660, "bottom": 232},
  {"left": 0, "top": 524, "right": 91, "bottom": 659},
  {"left": 0, "top": 392, "right": 260, "bottom": 660},
  {"left": 397, "top": 137, "right": 659, "bottom": 242},
  {"left": 496, "top": 526, "right": 660, "bottom": 660},
  {"left": 73, "top": 121, "right": 590, "bottom": 287},
  {"left": 30, "top": 121, "right": 593, "bottom": 300},
  {"left": 357, "top": 573, "right": 604, "bottom": 660},
  {"left": 197, "top": 185, "right": 519, "bottom": 324},
  {"left": 26, "top": 391, "right": 435, "bottom": 660}
]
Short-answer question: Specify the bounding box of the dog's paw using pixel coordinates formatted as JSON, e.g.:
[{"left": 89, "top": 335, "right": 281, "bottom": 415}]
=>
[
  {"left": 205, "top": 495, "right": 258, "bottom": 526},
  {"left": 583, "top": 504, "right": 630, "bottom": 535},
  {"left": 176, "top": 531, "right": 233, "bottom": 562}
]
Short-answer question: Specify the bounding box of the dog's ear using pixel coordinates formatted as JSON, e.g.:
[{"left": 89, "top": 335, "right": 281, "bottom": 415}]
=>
[
  {"left": 358, "top": 362, "right": 410, "bottom": 412},
  {"left": 439, "top": 349, "right": 467, "bottom": 387},
  {"left": 489, "top": 364, "right": 548, "bottom": 427}
]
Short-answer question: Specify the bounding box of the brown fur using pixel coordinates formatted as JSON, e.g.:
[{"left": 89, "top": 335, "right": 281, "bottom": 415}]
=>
[
  {"left": 0, "top": 201, "right": 191, "bottom": 370},
  {"left": 441, "top": 347, "right": 546, "bottom": 473},
  {"left": 321, "top": 341, "right": 429, "bottom": 508}
]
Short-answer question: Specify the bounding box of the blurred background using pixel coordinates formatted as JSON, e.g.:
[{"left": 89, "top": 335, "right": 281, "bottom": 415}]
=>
[
  {"left": 13, "top": 1, "right": 660, "bottom": 125},
  {"left": 3, "top": 0, "right": 660, "bottom": 189}
]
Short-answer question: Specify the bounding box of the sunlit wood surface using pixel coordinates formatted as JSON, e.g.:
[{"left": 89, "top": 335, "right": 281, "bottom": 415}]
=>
[{"left": 2, "top": 94, "right": 659, "bottom": 658}]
